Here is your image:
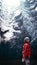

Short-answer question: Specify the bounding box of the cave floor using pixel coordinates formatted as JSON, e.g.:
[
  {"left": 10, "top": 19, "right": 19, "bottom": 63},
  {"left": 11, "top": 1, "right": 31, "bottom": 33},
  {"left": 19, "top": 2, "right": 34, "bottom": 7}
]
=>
[{"left": 0, "top": 59, "right": 37, "bottom": 65}]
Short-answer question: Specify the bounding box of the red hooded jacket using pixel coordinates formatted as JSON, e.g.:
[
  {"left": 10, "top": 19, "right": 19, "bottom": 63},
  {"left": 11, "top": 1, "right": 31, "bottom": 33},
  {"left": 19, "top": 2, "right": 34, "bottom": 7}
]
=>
[{"left": 22, "top": 41, "right": 31, "bottom": 59}]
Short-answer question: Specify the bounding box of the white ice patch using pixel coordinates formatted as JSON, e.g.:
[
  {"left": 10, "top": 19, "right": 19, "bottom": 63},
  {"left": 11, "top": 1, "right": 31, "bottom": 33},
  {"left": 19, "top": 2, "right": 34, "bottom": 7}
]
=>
[
  {"left": 2, "top": 0, "right": 20, "bottom": 13},
  {"left": 35, "top": 7, "right": 37, "bottom": 11}
]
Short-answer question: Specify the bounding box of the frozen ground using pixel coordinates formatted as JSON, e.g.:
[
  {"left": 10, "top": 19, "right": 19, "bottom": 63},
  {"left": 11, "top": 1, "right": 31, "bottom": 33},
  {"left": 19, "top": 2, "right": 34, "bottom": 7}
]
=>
[{"left": 0, "top": 59, "right": 37, "bottom": 65}]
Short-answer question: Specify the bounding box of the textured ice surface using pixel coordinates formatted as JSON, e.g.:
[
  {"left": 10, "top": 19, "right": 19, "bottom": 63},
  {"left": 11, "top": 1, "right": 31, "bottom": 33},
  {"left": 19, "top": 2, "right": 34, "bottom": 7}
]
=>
[{"left": 1, "top": 0, "right": 37, "bottom": 43}]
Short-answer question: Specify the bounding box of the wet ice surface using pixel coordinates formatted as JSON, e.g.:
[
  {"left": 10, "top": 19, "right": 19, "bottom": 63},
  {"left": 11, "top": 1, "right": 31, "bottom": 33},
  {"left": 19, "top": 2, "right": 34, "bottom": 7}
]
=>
[
  {"left": 0, "top": 0, "right": 37, "bottom": 59},
  {"left": 1, "top": 0, "right": 37, "bottom": 41}
]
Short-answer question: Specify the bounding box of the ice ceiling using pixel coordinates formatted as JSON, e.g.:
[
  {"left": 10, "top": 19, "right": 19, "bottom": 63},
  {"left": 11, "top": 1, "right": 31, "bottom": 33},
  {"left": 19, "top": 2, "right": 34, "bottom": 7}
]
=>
[
  {"left": 1, "top": 0, "right": 37, "bottom": 42},
  {"left": 1, "top": 0, "right": 21, "bottom": 41},
  {"left": 2, "top": 0, "right": 20, "bottom": 14}
]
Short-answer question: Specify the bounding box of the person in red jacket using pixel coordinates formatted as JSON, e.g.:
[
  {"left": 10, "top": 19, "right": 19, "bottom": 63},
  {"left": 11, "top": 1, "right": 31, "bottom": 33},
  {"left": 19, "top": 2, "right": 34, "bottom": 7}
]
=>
[{"left": 22, "top": 37, "right": 31, "bottom": 65}]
